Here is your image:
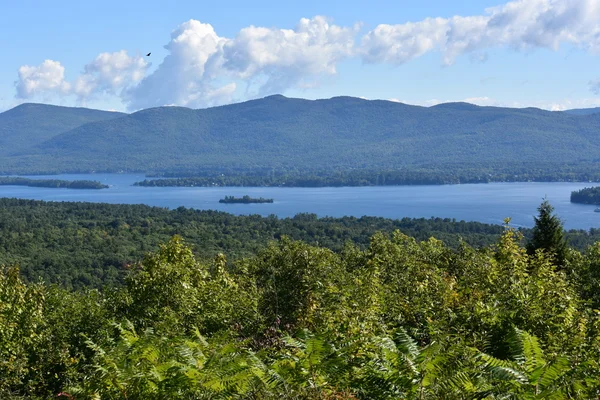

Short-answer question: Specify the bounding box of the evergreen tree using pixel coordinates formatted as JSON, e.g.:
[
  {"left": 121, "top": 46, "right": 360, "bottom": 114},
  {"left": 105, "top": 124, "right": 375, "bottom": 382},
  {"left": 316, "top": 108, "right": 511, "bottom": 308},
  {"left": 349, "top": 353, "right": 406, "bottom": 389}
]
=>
[{"left": 527, "top": 199, "right": 568, "bottom": 265}]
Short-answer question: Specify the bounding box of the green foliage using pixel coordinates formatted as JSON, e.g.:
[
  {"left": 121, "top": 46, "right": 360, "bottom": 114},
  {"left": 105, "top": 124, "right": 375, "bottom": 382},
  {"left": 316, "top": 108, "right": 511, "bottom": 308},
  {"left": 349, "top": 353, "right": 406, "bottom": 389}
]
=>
[
  {"left": 527, "top": 199, "right": 568, "bottom": 266},
  {"left": 137, "top": 164, "right": 600, "bottom": 187},
  {"left": 571, "top": 186, "right": 600, "bottom": 205},
  {"left": 0, "top": 266, "right": 46, "bottom": 396},
  {"left": 248, "top": 238, "right": 347, "bottom": 331},
  {"left": 3, "top": 198, "right": 600, "bottom": 291},
  {"left": 114, "top": 236, "right": 255, "bottom": 335},
  {"left": 3, "top": 204, "right": 600, "bottom": 398},
  {"left": 72, "top": 322, "right": 270, "bottom": 399},
  {"left": 0, "top": 198, "right": 516, "bottom": 290},
  {"left": 219, "top": 195, "right": 274, "bottom": 203},
  {"left": 477, "top": 327, "right": 588, "bottom": 398},
  {"left": 0, "top": 267, "right": 108, "bottom": 399},
  {"left": 0, "top": 177, "right": 107, "bottom": 189}
]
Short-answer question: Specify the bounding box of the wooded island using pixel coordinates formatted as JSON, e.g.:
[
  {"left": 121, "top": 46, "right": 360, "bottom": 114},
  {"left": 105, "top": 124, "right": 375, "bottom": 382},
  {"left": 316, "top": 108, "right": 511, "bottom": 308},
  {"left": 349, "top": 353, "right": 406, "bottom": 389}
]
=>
[
  {"left": 571, "top": 186, "right": 600, "bottom": 204},
  {"left": 219, "top": 195, "right": 274, "bottom": 204},
  {"left": 0, "top": 176, "right": 108, "bottom": 189}
]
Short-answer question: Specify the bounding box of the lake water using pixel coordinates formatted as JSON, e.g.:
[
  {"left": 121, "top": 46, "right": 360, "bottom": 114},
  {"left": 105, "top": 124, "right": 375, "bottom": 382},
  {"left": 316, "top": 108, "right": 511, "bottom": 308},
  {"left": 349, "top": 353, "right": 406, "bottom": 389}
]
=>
[{"left": 1, "top": 173, "right": 599, "bottom": 230}]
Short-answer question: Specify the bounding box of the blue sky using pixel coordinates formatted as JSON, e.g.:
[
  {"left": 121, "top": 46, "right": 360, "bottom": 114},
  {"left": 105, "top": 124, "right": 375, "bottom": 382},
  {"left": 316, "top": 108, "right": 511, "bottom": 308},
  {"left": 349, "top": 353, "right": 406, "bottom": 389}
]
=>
[{"left": 2, "top": 0, "right": 599, "bottom": 112}]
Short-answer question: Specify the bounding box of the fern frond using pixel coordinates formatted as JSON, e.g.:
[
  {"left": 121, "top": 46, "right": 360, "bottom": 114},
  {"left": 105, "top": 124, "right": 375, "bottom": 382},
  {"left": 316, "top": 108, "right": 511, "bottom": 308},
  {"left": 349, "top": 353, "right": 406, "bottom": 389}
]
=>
[
  {"left": 394, "top": 328, "right": 419, "bottom": 359},
  {"left": 538, "top": 357, "right": 569, "bottom": 388}
]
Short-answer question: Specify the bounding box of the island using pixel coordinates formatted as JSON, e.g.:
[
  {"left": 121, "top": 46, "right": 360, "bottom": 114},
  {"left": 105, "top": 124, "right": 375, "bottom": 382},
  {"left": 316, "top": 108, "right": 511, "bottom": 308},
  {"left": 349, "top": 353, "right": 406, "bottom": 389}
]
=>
[
  {"left": 570, "top": 186, "right": 600, "bottom": 205},
  {"left": 133, "top": 166, "right": 600, "bottom": 188},
  {"left": 0, "top": 177, "right": 109, "bottom": 189},
  {"left": 219, "top": 195, "right": 274, "bottom": 204}
]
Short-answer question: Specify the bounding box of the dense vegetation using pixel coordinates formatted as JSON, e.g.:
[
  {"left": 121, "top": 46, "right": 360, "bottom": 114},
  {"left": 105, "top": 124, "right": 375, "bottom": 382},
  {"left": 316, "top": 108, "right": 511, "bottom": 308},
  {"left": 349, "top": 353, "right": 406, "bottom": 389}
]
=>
[
  {"left": 571, "top": 186, "right": 600, "bottom": 205},
  {"left": 136, "top": 165, "right": 600, "bottom": 187},
  {"left": 3, "top": 96, "right": 600, "bottom": 175},
  {"left": 0, "top": 177, "right": 108, "bottom": 189},
  {"left": 527, "top": 200, "right": 569, "bottom": 265},
  {"left": 4, "top": 201, "right": 600, "bottom": 398},
  {"left": 2, "top": 198, "right": 600, "bottom": 291},
  {"left": 219, "top": 195, "right": 274, "bottom": 204}
]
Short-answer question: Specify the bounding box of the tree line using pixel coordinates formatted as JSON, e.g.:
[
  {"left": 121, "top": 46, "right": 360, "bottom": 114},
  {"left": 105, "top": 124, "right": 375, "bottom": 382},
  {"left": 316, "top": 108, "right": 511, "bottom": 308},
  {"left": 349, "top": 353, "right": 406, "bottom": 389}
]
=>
[
  {"left": 219, "top": 195, "right": 274, "bottom": 204},
  {"left": 1, "top": 198, "right": 600, "bottom": 291},
  {"left": 571, "top": 186, "right": 600, "bottom": 205},
  {"left": 2, "top": 200, "right": 600, "bottom": 398},
  {"left": 135, "top": 165, "right": 600, "bottom": 188},
  {"left": 0, "top": 177, "right": 108, "bottom": 189}
]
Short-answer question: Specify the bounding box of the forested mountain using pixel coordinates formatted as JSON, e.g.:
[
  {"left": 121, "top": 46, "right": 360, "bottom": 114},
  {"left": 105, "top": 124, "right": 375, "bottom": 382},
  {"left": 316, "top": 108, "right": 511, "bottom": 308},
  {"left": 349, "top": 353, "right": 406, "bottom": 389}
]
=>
[
  {"left": 563, "top": 107, "right": 600, "bottom": 116},
  {"left": 1, "top": 96, "right": 600, "bottom": 174},
  {"left": 0, "top": 103, "right": 124, "bottom": 156}
]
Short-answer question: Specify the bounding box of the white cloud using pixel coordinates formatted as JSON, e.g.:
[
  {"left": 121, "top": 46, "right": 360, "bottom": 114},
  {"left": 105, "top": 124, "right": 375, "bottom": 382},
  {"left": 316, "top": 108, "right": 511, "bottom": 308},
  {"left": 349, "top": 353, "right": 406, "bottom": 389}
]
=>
[
  {"left": 14, "top": 52, "right": 148, "bottom": 103},
  {"left": 590, "top": 79, "right": 600, "bottom": 95},
  {"left": 15, "top": 59, "right": 71, "bottom": 99},
  {"left": 362, "top": 18, "right": 448, "bottom": 64},
  {"left": 13, "top": 1, "right": 600, "bottom": 109},
  {"left": 74, "top": 50, "right": 149, "bottom": 99},
  {"left": 218, "top": 16, "right": 356, "bottom": 96},
  {"left": 124, "top": 20, "right": 230, "bottom": 110},
  {"left": 540, "top": 97, "right": 600, "bottom": 110},
  {"left": 361, "top": 0, "right": 600, "bottom": 65},
  {"left": 126, "top": 16, "right": 356, "bottom": 110},
  {"left": 463, "top": 96, "right": 498, "bottom": 106}
]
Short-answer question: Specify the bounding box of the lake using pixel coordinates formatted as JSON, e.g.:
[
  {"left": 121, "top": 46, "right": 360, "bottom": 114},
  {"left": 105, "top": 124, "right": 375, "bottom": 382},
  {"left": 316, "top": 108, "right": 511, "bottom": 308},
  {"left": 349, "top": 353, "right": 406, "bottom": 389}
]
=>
[{"left": 1, "top": 173, "right": 599, "bottom": 230}]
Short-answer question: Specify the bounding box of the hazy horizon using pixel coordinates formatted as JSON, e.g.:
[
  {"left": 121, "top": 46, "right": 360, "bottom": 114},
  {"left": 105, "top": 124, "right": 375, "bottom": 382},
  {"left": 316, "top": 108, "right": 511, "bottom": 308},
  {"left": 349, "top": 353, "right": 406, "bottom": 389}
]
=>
[{"left": 4, "top": 93, "right": 600, "bottom": 114}]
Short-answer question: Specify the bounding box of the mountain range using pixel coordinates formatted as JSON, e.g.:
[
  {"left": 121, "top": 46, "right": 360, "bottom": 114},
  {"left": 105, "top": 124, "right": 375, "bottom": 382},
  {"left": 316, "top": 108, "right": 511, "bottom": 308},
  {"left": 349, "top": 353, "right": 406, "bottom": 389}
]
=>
[
  {"left": 1, "top": 96, "right": 599, "bottom": 174},
  {"left": 563, "top": 107, "right": 600, "bottom": 116}
]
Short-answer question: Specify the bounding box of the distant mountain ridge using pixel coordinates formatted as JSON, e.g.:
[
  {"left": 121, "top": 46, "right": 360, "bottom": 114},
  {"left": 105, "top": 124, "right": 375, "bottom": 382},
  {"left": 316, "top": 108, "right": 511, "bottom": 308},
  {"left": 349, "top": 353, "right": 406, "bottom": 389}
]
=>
[
  {"left": 563, "top": 107, "right": 600, "bottom": 116},
  {"left": 0, "top": 103, "right": 125, "bottom": 156},
  {"left": 1, "top": 96, "right": 599, "bottom": 174}
]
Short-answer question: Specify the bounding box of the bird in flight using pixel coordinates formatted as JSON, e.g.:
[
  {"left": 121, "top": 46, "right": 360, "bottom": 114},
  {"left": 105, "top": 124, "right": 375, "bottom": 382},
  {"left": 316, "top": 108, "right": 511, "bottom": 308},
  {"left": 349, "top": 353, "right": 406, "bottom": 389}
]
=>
[{"left": 146, "top": 52, "right": 151, "bottom": 56}]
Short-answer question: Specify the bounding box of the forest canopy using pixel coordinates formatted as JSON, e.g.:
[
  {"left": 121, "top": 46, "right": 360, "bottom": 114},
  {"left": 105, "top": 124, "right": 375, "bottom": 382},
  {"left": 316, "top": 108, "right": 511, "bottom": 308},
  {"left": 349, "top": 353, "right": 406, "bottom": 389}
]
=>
[
  {"left": 571, "top": 186, "right": 600, "bottom": 205},
  {"left": 0, "top": 177, "right": 108, "bottom": 189},
  {"left": 2, "top": 198, "right": 600, "bottom": 290},
  {"left": 3, "top": 218, "right": 600, "bottom": 398}
]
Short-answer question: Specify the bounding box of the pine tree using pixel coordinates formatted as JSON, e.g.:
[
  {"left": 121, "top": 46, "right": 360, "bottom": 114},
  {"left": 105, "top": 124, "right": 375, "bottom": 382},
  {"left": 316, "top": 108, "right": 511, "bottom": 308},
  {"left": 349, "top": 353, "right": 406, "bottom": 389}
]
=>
[{"left": 527, "top": 199, "right": 567, "bottom": 265}]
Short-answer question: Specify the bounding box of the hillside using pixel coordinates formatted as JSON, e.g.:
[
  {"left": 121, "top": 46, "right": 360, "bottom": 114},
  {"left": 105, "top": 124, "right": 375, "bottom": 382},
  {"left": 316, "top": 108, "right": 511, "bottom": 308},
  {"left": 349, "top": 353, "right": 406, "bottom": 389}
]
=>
[
  {"left": 0, "top": 103, "right": 125, "bottom": 157},
  {"left": 1, "top": 96, "right": 600, "bottom": 174},
  {"left": 563, "top": 107, "right": 600, "bottom": 116}
]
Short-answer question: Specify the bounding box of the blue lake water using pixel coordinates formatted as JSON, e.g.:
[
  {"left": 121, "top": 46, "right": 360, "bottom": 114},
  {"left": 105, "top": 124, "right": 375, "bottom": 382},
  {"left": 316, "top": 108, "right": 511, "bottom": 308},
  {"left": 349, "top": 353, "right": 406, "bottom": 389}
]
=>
[{"left": 1, "top": 173, "right": 599, "bottom": 230}]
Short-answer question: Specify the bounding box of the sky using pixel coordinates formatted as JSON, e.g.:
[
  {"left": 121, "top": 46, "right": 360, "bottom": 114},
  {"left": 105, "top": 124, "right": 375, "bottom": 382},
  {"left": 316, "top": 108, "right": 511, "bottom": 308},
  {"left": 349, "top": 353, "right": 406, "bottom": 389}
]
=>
[{"left": 1, "top": 0, "right": 600, "bottom": 112}]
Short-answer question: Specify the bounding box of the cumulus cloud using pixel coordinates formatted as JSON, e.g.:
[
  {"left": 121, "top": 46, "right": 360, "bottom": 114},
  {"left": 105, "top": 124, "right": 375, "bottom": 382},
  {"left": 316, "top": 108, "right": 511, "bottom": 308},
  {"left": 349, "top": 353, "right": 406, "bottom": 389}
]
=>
[
  {"left": 14, "top": 51, "right": 148, "bottom": 104},
  {"left": 126, "top": 16, "right": 356, "bottom": 110},
  {"left": 362, "top": 18, "right": 448, "bottom": 64},
  {"left": 74, "top": 50, "right": 149, "bottom": 99},
  {"left": 218, "top": 16, "right": 356, "bottom": 96},
  {"left": 361, "top": 0, "right": 600, "bottom": 65},
  {"left": 13, "top": 0, "right": 600, "bottom": 109},
  {"left": 124, "top": 20, "right": 230, "bottom": 110},
  {"left": 15, "top": 60, "right": 71, "bottom": 99}
]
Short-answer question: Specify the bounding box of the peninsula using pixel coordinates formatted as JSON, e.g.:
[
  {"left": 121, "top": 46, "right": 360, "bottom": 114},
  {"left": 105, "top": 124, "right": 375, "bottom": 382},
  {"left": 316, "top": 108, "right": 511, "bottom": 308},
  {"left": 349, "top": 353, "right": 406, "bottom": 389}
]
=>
[{"left": 0, "top": 177, "right": 108, "bottom": 189}]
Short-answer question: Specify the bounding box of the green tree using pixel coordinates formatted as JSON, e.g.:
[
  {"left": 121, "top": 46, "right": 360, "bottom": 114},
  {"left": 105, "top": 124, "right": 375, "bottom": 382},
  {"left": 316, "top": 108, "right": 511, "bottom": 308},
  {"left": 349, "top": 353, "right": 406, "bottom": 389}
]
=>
[
  {"left": 113, "top": 235, "right": 255, "bottom": 336},
  {"left": 527, "top": 199, "right": 568, "bottom": 266}
]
